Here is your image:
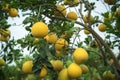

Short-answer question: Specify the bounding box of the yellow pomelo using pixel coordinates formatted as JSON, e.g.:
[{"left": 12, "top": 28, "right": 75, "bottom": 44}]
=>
[
  {"left": 83, "top": 14, "right": 93, "bottom": 23},
  {"left": 67, "top": 11, "right": 78, "bottom": 20},
  {"left": 0, "top": 35, "right": 10, "bottom": 42},
  {"left": 67, "top": 63, "right": 82, "bottom": 79},
  {"left": 80, "top": 64, "right": 89, "bottom": 74},
  {"left": 98, "top": 23, "right": 107, "bottom": 32},
  {"left": 55, "top": 38, "right": 68, "bottom": 51},
  {"left": 22, "top": 61, "right": 33, "bottom": 74},
  {"left": 38, "top": 67, "right": 47, "bottom": 78},
  {"left": 84, "top": 29, "right": 90, "bottom": 34},
  {"left": 54, "top": 5, "right": 67, "bottom": 17},
  {"left": 50, "top": 60, "right": 63, "bottom": 71},
  {"left": 58, "top": 68, "right": 71, "bottom": 80},
  {"left": 44, "top": 32, "right": 57, "bottom": 44},
  {"left": 0, "top": 59, "right": 5, "bottom": 67},
  {"left": 9, "top": 8, "right": 18, "bottom": 17},
  {"left": 31, "top": 22, "right": 49, "bottom": 38},
  {"left": 73, "top": 48, "right": 88, "bottom": 64}
]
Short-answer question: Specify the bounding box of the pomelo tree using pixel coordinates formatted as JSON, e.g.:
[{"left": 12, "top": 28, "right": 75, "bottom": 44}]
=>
[{"left": 0, "top": 0, "right": 120, "bottom": 80}]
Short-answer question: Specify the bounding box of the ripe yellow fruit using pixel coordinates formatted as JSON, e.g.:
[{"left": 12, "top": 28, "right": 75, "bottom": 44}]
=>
[
  {"left": 67, "top": 63, "right": 82, "bottom": 79},
  {"left": 116, "top": 6, "right": 120, "bottom": 16},
  {"left": 44, "top": 32, "right": 57, "bottom": 44},
  {"left": 31, "top": 22, "right": 49, "bottom": 38},
  {"left": 84, "top": 29, "right": 90, "bottom": 34},
  {"left": 9, "top": 8, "right": 18, "bottom": 17},
  {"left": 73, "top": 48, "right": 88, "bottom": 64},
  {"left": 0, "top": 59, "right": 5, "bottom": 67},
  {"left": 98, "top": 23, "right": 107, "bottom": 32},
  {"left": 22, "top": 61, "right": 33, "bottom": 74},
  {"left": 58, "top": 68, "right": 70, "bottom": 80},
  {"left": 50, "top": 60, "right": 63, "bottom": 71},
  {"left": 83, "top": 14, "right": 93, "bottom": 23},
  {"left": 104, "top": 0, "right": 116, "bottom": 5},
  {"left": 67, "top": 11, "right": 78, "bottom": 20},
  {"left": 54, "top": 5, "right": 67, "bottom": 17},
  {"left": 38, "top": 67, "right": 47, "bottom": 78},
  {"left": 55, "top": 38, "right": 68, "bottom": 51},
  {"left": 3, "top": 29, "right": 11, "bottom": 37},
  {"left": 80, "top": 64, "right": 89, "bottom": 74}
]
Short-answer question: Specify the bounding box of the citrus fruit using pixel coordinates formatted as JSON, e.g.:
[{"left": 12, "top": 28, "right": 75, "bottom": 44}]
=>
[
  {"left": 84, "top": 29, "right": 90, "bottom": 34},
  {"left": 50, "top": 60, "right": 63, "bottom": 71},
  {"left": 103, "top": 71, "right": 115, "bottom": 80},
  {"left": 54, "top": 5, "right": 67, "bottom": 17},
  {"left": 9, "top": 8, "right": 18, "bottom": 17},
  {"left": 98, "top": 23, "right": 107, "bottom": 32},
  {"left": 22, "top": 61, "right": 33, "bottom": 74},
  {"left": 44, "top": 32, "right": 57, "bottom": 44},
  {"left": 0, "top": 34, "right": 10, "bottom": 42},
  {"left": 55, "top": 38, "right": 68, "bottom": 51},
  {"left": 104, "top": 0, "right": 116, "bottom": 5},
  {"left": 80, "top": 64, "right": 89, "bottom": 74},
  {"left": 31, "top": 22, "right": 49, "bottom": 38},
  {"left": 58, "top": 68, "right": 71, "bottom": 80},
  {"left": 116, "top": 6, "right": 120, "bottom": 16},
  {"left": 73, "top": 48, "right": 88, "bottom": 64},
  {"left": 67, "top": 11, "right": 78, "bottom": 20},
  {"left": 55, "top": 50, "right": 63, "bottom": 57},
  {"left": 83, "top": 14, "right": 93, "bottom": 23},
  {"left": 67, "top": 63, "right": 82, "bottom": 79},
  {"left": 64, "top": 0, "right": 79, "bottom": 6},
  {"left": 38, "top": 67, "right": 47, "bottom": 78},
  {"left": 0, "top": 59, "right": 5, "bottom": 67}
]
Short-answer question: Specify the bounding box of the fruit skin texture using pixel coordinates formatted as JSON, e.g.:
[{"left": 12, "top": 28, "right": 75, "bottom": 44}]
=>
[
  {"left": 9, "top": 8, "right": 18, "bottom": 17},
  {"left": 98, "top": 23, "right": 107, "bottom": 32},
  {"left": 80, "top": 64, "right": 89, "bottom": 74},
  {"left": 67, "top": 11, "right": 78, "bottom": 20},
  {"left": 50, "top": 60, "right": 63, "bottom": 71},
  {"left": 73, "top": 48, "right": 88, "bottom": 64},
  {"left": 84, "top": 29, "right": 90, "bottom": 34},
  {"left": 58, "top": 68, "right": 71, "bottom": 80},
  {"left": 0, "top": 35, "right": 10, "bottom": 42},
  {"left": 55, "top": 38, "right": 68, "bottom": 51},
  {"left": 0, "top": 59, "right": 5, "bottom": 67},
  {"left": 38, "top": 67, "right": 47, "bottom": 78},
  {"left": 104, "top": 0, "right": 116, "bottom": 5},
  {"left": 31, "top": 22, "right": 49, "bottom": 38},
  {"left": 44, "top": 32, "right": 57, "bottom": 44},
  {"left": 22, "top": 61, "right": 33, "bottom": 74},
  {"left": 83, "top": 14, "right": 93, "bottom": 23},
  {"left": 54, "top": 5, "right": 67, "bottom": 17},
  {"left": 67, "top": 63, "right": 82, "bottom": 79}
]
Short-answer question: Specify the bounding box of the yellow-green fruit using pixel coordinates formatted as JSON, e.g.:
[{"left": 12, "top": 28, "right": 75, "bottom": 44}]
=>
[
  {"left": 54, "top": 5, "right": 67, "bottom": 17},
  {"left": 58, "top": 68, "right": 71, "bottom": 80},
  {"left": 67, "top": 63, "right": 82, "bottom": 79},
  {"left": 103, "top": 71, "right": 115, "bottom": 80},
  {"left": 3, "top": 29, "right": 11, "bottom": 37},
  {"left": 67, "top": 11, "right": 78, "bottom": 20},
  {"left": 44, "top": 32, "right": 57, "bottom": 44},
  {"left": 80, "top": 64, "right": 89, "bottom": 74},
  {"left": 55, "top": 50, "right": 63, "bottom": 57},
  {"left": 0, "top": 35, "right": 10, "bottom": 42},
  {"left": 2, "top": 4, "right": 10, "bottom": 12},
  {"left": 64, "top": 0, "right": 79, "bottom": 6},
  {"left": 84, "top": 29, "right": 90, "bottom": 34},
  {"left": 0, "top": 59, "right": 5, "bottom": 67},
  {"left": 55, "top": 38, "right": 68, "bottom": 51},
  {"left": 83, "top": 14, "right": 93, "bottom": 23},
  {"left": 31, "top": 22, "right": 49, "bottom": 38},
  {"left": 38, "top": 67, "right": 47, "bottom": 78},
  {"left": 50, "top": 60, "right": 63, "bottom": 71},
  {"left": 9, "top": 8, "right": 18, "bottom": 17},
  {"left": 22, "top": 61, "right": 33, "bottom": 74},
  {"left": 98, "top": 23, "right": 107, "bottom": 32},
  {"left": 73, "top": 48, "right": 88, "bottom": 64},
  {"left": 116, "top": 6, "right": 120, "bottom": 16},
  {"left": 104, "top": 0, "right": 116, "bottom": 5}
]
